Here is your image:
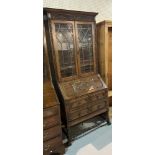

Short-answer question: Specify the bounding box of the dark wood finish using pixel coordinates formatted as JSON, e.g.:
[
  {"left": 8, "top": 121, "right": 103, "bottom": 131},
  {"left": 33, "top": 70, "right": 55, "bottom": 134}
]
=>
[
  {"left": 44, "top": 8, "right": 111, "bottom": 144},
  {"left": 43, "top": 136, "right": 62, "bottom": 155},
  {"left": 44, "top": 8, "right": 98, "bottom": 22},
  {"left": 109, "top": 95, "right": 112, "bottom": 107},
  {"left": 43, "top": 26, "right": 65, "bottom": 155}
]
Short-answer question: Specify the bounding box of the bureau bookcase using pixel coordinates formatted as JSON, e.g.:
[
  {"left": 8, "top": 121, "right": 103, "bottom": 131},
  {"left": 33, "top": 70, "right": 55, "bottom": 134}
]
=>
[{"left": 44, "top": 8, "right": 111, "bottom": 144}]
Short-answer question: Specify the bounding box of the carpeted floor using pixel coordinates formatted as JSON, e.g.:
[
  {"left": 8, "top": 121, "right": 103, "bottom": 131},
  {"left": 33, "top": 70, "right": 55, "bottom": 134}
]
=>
[{"left": 65, "top": 107, "right": 112, "bottom": 155}]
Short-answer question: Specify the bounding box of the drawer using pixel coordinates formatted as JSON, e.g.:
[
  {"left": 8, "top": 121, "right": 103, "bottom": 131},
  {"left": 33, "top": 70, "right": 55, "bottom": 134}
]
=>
[
  {"left": 69, "top": 102, "right": 88, "bottom": 113},
  {"left": 68, "top": 96, "right": 88, "bottom": 107},
  {"left": 69, "top": 109, "right": 88, "bottom": 121},
  {"left": 43, "top": 136, "right": 62, "bottom": 154},
  {"left": 69, "top": 97, "right": 108, "bottom": 113},
  {"left": 91, "top": 101, "right": 107, "bottom": 112},
  {"left": 69, "top": 99, "right": 108, "bottom": 121},
  {"left": 43, "top": 115, "right": 60, "bottom": 129},
  {"left": 69, "top": 99, "right": 87, "bottom": 109},
  {"left": 97, "top": 99, "right": 108, "bottom": 108},
  {"left": 88, "top": 90, "right": 108, "bottom": 101},
  {"left": 43, "top": 125, "right": 61, "bottom": 141},
  {"left": 43, "top": 106, "right": 59, "bottom": 118},
  {"left": 67, "top": 90, "right": 108, "bottom": 113}
]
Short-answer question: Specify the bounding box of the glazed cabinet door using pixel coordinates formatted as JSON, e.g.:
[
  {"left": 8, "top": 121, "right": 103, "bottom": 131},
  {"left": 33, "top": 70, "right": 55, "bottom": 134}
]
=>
[
  {"left": 51, "top": 21, "right": 78, "bottom": 81},
  {"left": 75, "top": 22, "right": 96, "bottom": 76}
]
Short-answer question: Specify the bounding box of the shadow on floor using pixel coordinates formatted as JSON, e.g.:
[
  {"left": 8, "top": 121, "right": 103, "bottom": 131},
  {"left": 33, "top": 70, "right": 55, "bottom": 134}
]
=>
[{"left": 65, "top": 124, "right": 112, "bottom": 155}]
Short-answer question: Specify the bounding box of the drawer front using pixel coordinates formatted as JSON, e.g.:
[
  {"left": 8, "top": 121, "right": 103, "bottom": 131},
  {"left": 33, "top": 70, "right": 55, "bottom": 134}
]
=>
[
  {"left": 43, "top": 115, "right": 60, "bottom": 129},
  {"left": 68, "top": 90, "right": 108, "bottom": 110},
  {"left": 68, "top": 96, "right": 88, "bottom": 108},
  {"left": 43, "top": 106, "right": 59, "bottom": 118},
  {"left": 43, "top": 136, "right": 62, "bottom": 154},
  {"left": 91, "top": 100, "right": 107, "bottom": 112},
  {"left": 69, "top": 109, "right": 88, "bottom": 121},
  {"left": 88, "top": 90, "right": 108, "bottom": 101},
  {"left": 43, "top": 125, "right": 61, "bottom": 141},
  {"left": 69, "top": 98, "right": 108, "bottom": 114},
  {"left": 69, "top": 99, "right": 108, "bottom": 121}
]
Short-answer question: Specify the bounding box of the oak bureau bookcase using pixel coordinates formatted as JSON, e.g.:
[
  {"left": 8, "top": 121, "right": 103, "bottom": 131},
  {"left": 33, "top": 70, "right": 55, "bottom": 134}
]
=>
[{"left": 44, "top": 8, "right": 111, "bottom": 144}]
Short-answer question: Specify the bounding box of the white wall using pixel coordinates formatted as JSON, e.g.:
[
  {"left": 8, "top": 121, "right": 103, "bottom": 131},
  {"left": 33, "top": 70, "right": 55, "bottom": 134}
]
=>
[{"left": 43, "top": 0, "right": 112, "bottom": 23}]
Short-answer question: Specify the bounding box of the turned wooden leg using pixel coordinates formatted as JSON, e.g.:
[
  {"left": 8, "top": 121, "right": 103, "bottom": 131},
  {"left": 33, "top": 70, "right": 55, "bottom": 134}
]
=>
[
  {"left": 106, "top": 110, "right": 111, "bottom": 125},
  {"left": 67, "top": 140, "right": 71, "bottom": 146},
  {"left": 66, "top": 127, "right": 72, "bottom": 146}
]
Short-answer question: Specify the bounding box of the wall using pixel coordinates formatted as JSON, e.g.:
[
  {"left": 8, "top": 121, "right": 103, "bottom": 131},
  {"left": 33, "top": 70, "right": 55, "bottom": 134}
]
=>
[{"left": 43, "top": 0, "right": 112, "bottom": 23}]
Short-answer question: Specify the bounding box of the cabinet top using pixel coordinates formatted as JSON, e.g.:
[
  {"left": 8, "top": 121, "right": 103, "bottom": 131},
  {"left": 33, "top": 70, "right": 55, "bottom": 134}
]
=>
[{"left": 43, "top": 8, "right": 98, "bottom": 22}]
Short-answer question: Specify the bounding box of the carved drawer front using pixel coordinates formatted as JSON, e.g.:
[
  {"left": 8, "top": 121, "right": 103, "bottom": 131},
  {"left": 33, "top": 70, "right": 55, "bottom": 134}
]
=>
[
  {"left": 69, "top": 109, "right": 88, "bottom": 121},
  {"left": 88, "top": 90, "right": 108, "bottom": 101},
  {"left": 43, "top": 106, "right": 59, "bottom": 118},
  {"left": 69, "top": 102, "right": 88, "bottom": 113},
  {"left": 69, "top": 99, "right": 108, "bottom": 121},
  {"left": 91, "top": 101, "right": 107, "bottom": 112},
  {"left": 43, "top": 115, "right": 59, "bottom": 129},
  {"left": 69, "top": 100, "right": 87, "bottom": 112},
  {"left": 69, "top": 96, "right": 88, "bottom": 107},
  {"left": 43, "top": 125, "right": 61, "bottom": 141},
  {"left": 69, "top": 93, "right": 108, "bottom": 113},
  {"left": 43, "top": 136, "right": 62, "bottom": 154},
  {"left": 97, "top": 99, "right": 108, "bottom": 109}
]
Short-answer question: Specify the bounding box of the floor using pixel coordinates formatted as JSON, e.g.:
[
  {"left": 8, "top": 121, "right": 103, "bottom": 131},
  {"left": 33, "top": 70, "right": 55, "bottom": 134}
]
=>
[{"left": 65, "top": 107, "right": 112, "bottom": 155}]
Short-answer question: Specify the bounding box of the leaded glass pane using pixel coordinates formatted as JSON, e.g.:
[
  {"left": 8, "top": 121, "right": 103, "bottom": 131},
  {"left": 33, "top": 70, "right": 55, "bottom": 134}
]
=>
[
  {"left": 77, "top": 24, "right": 94, "bottom": 73},
  {"left": 55, "top": 23, "right": 76, "bottom": 78}
]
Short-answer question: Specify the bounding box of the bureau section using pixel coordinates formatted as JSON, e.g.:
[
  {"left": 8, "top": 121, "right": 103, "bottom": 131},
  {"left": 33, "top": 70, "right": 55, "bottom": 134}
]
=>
[
  {"left": 68, "top": 99, "right": 108, "bottom": 121},
  {"left": 66, "top": 90, "right": 108, "bottom": 126}
]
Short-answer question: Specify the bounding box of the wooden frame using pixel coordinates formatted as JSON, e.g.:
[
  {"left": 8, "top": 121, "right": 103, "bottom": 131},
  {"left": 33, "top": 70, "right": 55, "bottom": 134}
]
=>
[
  {"left": 97, "top": 20, "right": 112, "bottom": 88},
  {"left": 51, "top": 20, "right": 79, "bottom": 82},
  {"left": 51, "top": 20, "right": 97, "bottom": 82},
  {"left": 44, "top": 8, "right": 111, "bottom": 145},
  {"left": 75, "top": 21, "right": 97, "bottom": 77}
]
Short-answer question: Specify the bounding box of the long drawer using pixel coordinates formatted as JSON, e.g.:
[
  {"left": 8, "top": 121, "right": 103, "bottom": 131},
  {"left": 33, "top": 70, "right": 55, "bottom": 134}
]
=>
[
  {"left": 43, "top": 125, "right": 61, "bottom": 141},
  {"left": 43, "top": 136, "right": 62, "bottom": 154},
  {"left": 43, "top": 106, "right": 59, "bottom": 118},
  {"left": 67, "top": 90, "right": 108, "bottom": 111},
  {"left": 68, "top": 99, "right": 108, "bottom": 121},
  {"left": 69, "top": 98, "right": 107, "bottom": 113},
  {"left": 43, "top": 114, "right": 60, "bottom": 129}
]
